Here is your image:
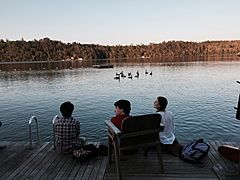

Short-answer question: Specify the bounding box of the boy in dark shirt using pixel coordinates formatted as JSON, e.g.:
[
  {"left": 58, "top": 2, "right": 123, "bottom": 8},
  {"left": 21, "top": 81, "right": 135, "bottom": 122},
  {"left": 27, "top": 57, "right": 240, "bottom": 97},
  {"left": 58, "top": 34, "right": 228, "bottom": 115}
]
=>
[{"left": 111, "top": 99, "right": 131, "bottom": 130}]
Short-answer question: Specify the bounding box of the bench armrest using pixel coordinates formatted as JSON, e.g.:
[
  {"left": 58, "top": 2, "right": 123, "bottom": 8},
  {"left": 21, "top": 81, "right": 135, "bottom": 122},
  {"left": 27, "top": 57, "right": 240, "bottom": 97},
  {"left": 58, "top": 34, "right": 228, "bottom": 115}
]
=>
[{"left": 105, "top": 120, "right": 121, "bottom": 136}]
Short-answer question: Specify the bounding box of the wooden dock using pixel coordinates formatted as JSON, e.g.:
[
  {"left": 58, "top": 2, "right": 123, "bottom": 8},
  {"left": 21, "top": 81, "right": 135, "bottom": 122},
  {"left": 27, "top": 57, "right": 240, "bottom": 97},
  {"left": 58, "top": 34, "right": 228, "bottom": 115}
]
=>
[{"left": 0, "top": 141, "right": 239, "bottom": 180}]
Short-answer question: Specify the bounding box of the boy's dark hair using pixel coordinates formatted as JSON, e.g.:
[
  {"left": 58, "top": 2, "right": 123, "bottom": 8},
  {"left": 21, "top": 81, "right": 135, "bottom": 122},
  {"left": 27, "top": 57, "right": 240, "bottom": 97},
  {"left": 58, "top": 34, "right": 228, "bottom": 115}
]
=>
[
  {"left": 60, "top": 101, "right": 74, "bottom": 117},
  {"left": 157, "top": 96, "right": 168, "bottom": 111},
  {"left": 114, "top": 99, "right": 131, "bottom": 115}
]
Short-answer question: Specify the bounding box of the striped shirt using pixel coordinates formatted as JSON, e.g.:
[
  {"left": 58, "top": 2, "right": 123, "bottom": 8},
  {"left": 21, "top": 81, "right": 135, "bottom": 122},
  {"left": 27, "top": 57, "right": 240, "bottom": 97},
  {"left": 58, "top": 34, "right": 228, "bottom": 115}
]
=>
[{"left": 55, "top": 117, "right": 80, "bottom": 152}]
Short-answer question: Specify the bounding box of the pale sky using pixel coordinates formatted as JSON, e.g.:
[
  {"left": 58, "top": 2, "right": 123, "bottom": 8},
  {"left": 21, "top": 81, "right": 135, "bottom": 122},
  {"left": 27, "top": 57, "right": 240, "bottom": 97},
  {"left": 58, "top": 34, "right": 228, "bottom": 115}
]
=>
[{"left": 1, "top": 0, "right": 240, "bottom": 45}]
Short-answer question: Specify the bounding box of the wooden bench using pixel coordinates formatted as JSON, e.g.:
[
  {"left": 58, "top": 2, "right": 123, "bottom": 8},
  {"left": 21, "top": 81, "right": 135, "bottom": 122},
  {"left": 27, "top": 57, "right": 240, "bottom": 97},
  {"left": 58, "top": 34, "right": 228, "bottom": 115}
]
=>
[{"left": 105, "top": 113, "right": 164, "bottom": 180}]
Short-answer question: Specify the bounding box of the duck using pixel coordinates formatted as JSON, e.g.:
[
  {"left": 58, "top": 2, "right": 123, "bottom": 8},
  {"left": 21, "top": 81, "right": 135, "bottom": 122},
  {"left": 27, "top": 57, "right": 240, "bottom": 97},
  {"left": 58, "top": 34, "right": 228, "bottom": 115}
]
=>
[
  {"left": 120, "top": 71, "right": 126, "bottom": 78},
  {"left": 128, "top": 74, "right": 133, "bottom": 79},
  {"left": 135, "top": 70, "right": 140, "bottom": 78},
  {"left": 114, "top": 75, "right": 120, "bottom": 80},
  {"left": 121, "top": 74, "right": 126, "bottom": 78},
  {"left": 114, "top": 73, "right": 120, "bottom": 80}
]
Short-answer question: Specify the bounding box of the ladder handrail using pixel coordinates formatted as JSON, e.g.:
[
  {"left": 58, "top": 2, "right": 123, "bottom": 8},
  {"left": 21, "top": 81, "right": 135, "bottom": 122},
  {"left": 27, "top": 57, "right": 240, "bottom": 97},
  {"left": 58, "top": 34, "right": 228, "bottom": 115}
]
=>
[
  {"left": 235, "top": 81, "right": 240, "bottom": 120},
  {"left": 52, "top": 115, "right": 59, "bottom": 149},
  {"left": 29, "top": 116, "right": 40, "bottom": 148}
]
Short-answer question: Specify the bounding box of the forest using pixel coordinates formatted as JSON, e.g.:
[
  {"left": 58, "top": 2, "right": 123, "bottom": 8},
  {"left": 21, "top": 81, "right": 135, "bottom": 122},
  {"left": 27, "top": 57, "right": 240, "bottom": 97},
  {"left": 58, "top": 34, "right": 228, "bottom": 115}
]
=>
[{"left": 0, "top": 38, "right": 240, "bottom": 62}]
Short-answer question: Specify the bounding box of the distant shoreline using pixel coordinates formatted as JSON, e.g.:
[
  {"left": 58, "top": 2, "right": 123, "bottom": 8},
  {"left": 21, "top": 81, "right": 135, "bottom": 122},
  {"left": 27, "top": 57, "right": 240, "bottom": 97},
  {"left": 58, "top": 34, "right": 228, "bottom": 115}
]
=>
[
  {"left": 0, "top": 55, "right": 239, "bottom": 72},
  {"left": 1, "top": 38, "right": 240, "bottom": 63},
  {"left": 0, "top": 54, "right": 239, "bottom": 64}
]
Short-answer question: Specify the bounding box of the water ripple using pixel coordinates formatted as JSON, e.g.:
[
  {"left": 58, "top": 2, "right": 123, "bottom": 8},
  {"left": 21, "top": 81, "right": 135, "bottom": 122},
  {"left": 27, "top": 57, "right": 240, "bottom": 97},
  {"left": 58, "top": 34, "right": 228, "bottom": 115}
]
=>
[{"left": 0, "top": 61, "right": 240, "bottom": 143}]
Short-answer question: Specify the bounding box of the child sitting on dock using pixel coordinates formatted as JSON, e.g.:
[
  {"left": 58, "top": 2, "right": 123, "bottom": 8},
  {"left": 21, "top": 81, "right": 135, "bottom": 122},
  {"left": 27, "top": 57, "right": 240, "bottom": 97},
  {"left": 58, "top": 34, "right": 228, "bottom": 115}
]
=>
[
  {"left": 111, "top": 99, "right": 131, "bottom": 130},
  {"left": 154, "top": 96, "right": 181, "bottom": 157},
  {"left": 55, "top": 101, "right": 83, "bottom": 153}
]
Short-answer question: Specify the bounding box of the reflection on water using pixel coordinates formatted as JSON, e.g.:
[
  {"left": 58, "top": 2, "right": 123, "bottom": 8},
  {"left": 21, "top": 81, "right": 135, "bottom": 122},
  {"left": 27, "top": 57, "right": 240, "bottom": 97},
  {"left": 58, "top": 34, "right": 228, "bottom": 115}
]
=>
[{"left": 0, "top": 61, "right": 240, "bottom": 143}]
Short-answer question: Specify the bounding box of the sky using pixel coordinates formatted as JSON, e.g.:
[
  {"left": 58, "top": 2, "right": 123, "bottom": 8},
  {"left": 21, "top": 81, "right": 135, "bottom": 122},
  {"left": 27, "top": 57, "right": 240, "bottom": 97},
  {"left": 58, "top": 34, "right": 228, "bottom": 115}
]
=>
[{"left": 1, "top": 0, "right": 240, "bottom": 45}]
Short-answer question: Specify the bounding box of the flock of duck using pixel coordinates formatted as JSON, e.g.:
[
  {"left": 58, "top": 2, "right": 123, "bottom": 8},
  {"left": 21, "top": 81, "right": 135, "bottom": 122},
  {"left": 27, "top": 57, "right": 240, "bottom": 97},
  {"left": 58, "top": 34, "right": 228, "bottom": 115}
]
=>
[{"left": 114, "top": 70, "right": 152, "bottom": 80}]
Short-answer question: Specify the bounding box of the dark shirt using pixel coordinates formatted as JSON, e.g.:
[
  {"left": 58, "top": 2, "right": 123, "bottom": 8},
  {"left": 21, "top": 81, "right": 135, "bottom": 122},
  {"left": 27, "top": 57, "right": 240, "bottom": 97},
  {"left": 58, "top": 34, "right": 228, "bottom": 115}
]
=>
[{"left": 111, "top": 114, "right": 129, "bottom": 130}]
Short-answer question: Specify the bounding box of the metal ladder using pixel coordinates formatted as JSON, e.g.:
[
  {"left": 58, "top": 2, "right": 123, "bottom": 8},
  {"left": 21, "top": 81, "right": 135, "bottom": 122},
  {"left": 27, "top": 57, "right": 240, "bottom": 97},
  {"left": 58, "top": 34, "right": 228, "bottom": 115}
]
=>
[
  {"left": 52, "top": 115, "right": 59, "bottom": 149},
  {"left": 28, "top": 116, "right": 40, "bottom": 148}
]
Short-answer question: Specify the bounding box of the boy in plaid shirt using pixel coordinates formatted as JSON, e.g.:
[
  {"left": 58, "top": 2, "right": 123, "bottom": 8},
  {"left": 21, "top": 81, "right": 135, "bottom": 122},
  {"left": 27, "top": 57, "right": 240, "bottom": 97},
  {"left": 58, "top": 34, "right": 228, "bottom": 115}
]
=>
[{"left": 55, "top": 101, "right": 80, "bottom": 153}]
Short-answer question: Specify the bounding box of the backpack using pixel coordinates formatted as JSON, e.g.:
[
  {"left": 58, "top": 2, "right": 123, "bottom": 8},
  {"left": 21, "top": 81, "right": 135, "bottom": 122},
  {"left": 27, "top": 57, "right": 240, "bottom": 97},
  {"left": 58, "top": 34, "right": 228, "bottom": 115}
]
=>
[{"left": 181, "top": 139, "right": 210, "bottom": 167}]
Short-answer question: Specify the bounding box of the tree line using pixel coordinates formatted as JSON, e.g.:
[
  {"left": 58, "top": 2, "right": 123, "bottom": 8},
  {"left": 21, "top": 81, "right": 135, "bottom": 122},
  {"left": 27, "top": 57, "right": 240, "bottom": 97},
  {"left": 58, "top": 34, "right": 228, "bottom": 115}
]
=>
[{"left": 0, "top": 38, "right": 240, "bottom": 62}]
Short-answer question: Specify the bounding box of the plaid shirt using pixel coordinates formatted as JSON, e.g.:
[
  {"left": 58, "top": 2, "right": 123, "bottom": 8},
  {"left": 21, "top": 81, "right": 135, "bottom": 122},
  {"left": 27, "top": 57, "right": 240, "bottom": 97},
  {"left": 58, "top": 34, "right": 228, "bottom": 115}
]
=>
[{"left": 55, "top": 117, "right": 80, "bottom": 152}]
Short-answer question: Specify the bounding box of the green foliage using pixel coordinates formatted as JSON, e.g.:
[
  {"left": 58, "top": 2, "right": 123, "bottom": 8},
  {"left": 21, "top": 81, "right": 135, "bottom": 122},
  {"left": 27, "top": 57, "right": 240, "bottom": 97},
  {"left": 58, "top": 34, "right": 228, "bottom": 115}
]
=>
[{"left": 0, "top": 38, "right": 240, "bottom": 62}]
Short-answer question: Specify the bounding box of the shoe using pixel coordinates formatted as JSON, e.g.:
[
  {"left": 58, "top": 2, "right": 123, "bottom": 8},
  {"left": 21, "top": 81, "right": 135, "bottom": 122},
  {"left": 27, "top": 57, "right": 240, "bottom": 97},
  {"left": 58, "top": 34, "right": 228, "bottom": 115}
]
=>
[{"left": 0, "top": 145, "right": 7, "bottom": 150}]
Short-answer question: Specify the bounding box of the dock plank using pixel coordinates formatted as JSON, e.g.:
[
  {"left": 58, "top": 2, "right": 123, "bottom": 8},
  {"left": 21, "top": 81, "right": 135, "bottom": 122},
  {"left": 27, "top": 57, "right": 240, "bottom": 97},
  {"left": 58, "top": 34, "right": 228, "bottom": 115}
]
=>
[
  {"left": 54, "top": 155, "right": 76, "bottom": 179},
  {"left": 0, "top": 142, "right": 32, "bottom": 179},
  {"left": 96, "top": 156, "right": 108, "bottom": 180},
  {"left": 5, "top": 142, "right": 50, "bottom": 180},
  {"left": 67, "top": 160, "right": 83, "bottom": 180},
  {"left": 73, "top": 160, "right": 90, "bottom": 179},
  {"left": 104, "top": 148, "right": 217, "bottom": 180},
  {"left": 32, "top": 146, "right": 59, "bottom": 179},
  {"left": 44, "top": 153, "right": 71, "bottom": 180},
  {"left": 53, "top": 154, "right": 75, "bottom": 180},
  {"left": 0, "top": 141, "right": 239, "bottom": 180},
  {"left": 89, "top": 156, "right": 105, "bottom": 180},
  {"left": 209, "top": 141, "right": 240, "bottom": 180},
  {"left": 16, "top": 143, "right": 53, "bottom": 180}
]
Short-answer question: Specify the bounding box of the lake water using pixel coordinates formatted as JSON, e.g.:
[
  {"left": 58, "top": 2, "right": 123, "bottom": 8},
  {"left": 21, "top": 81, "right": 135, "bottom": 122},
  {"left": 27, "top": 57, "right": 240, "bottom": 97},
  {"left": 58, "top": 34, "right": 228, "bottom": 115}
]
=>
[{"left": 0, "top": 61, "right": 239, "bottom": 143}]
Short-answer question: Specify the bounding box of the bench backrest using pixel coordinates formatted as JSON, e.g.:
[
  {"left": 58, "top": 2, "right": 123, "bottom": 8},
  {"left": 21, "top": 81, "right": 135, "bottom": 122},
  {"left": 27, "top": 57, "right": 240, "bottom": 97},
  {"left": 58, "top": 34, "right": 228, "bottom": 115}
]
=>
[{"left": 120, "top": 114, "right": 161, "bottom": 148}]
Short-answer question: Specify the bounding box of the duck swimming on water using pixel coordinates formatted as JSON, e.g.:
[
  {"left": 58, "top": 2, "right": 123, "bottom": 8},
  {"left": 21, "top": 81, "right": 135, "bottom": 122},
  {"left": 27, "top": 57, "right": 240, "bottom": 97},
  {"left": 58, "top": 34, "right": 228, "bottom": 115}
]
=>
[
  {"left": 135, "top": 70, "right": 139, "bottom": 78},
  {"left": 114, "top": 73, "right": 120, "bottom": 80}
]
